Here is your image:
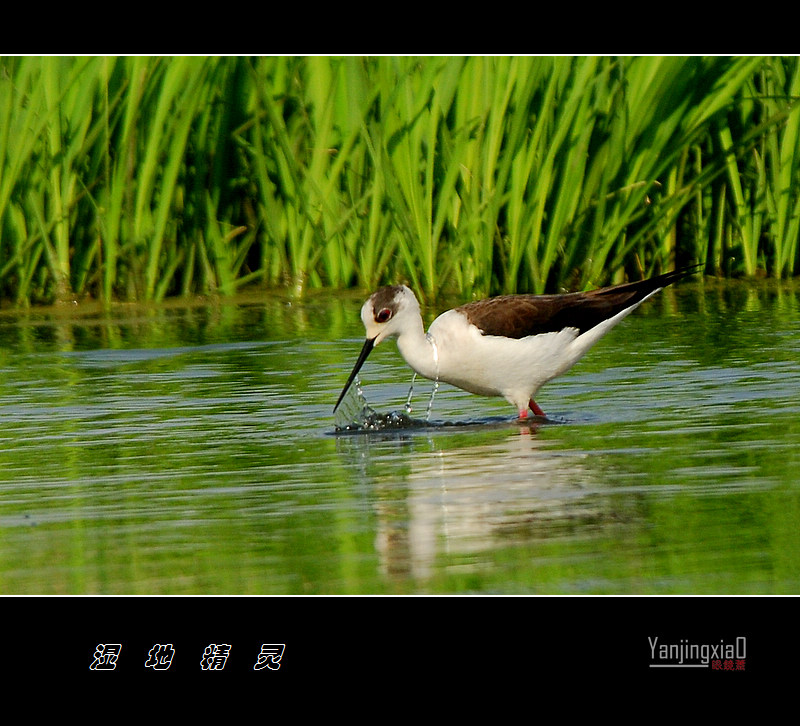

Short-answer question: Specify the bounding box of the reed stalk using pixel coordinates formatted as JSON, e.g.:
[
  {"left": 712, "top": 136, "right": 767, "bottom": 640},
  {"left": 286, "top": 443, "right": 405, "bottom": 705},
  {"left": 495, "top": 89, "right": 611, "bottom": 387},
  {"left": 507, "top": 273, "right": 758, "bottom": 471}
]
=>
[{"left": 0, "top": 55, "right": 797, "bottom": 307}]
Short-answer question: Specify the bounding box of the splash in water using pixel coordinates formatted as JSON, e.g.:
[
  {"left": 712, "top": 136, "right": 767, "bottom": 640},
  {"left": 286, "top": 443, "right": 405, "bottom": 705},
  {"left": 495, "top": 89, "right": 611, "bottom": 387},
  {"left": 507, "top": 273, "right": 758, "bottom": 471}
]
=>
[
  {"left": 334, "top": 332, "right": 442, "bottom": 432},
  {"left": 334, "top": 375, "right": 443, "bottom": 433},
  {"left": 333, "top": 374, "right": 416, "bottom": 431}
]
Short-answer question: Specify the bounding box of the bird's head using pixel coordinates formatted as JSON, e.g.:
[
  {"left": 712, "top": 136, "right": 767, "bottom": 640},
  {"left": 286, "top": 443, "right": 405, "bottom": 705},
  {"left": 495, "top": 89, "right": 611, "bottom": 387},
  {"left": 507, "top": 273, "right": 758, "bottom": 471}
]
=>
[{"left": 334, "top": 285, "right": 419, "bottom": 412}]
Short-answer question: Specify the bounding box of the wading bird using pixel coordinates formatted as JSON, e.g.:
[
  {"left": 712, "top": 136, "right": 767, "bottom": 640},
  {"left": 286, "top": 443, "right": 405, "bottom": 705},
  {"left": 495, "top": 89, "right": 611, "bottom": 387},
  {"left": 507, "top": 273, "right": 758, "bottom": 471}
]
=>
[{"left": 334, "top": 268, "right": 698, "bottom": 420}]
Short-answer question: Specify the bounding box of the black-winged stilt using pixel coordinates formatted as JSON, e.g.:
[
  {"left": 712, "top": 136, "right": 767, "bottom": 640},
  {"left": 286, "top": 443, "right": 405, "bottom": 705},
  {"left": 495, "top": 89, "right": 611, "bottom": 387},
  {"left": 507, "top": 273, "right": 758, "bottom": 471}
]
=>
[{"left": 334, "top": 267, "right": 698, "bottom": 420}]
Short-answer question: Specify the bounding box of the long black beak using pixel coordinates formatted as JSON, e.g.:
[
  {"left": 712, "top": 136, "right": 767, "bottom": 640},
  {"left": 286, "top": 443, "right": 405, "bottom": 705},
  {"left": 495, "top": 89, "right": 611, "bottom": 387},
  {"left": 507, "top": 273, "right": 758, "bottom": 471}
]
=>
[{"left": 333, "top": 337, "right": 375, "bottom": 412}]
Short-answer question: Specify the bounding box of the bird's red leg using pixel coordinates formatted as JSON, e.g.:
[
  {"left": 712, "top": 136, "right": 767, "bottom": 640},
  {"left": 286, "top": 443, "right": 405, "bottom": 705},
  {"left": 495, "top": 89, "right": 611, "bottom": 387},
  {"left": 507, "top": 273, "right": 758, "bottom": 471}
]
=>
[{"left": 529, "top": 399, "right": 545, "bottom": 417}]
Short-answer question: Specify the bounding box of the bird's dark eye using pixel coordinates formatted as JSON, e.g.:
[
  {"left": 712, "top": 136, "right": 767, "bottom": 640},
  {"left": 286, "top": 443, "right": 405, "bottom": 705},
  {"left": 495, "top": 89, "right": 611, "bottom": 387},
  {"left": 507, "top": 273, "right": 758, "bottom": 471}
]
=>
[{"left": 375, "top": 308, "right": 392, "bottom": 323}]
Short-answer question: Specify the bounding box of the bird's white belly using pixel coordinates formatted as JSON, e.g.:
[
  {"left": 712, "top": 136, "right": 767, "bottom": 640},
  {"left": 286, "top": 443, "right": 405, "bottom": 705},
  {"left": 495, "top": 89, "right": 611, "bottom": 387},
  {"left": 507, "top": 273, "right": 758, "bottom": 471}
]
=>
[{"left": 424, "top": 311, "right": 582, "bottom": 400}]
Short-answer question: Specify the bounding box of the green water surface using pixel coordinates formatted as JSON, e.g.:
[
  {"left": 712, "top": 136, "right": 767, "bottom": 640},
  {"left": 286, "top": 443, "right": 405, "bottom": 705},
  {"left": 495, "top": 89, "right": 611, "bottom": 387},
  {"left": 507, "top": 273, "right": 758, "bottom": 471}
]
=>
[{"left": 0, "top": 279, "right": 798, "bottom": 595}]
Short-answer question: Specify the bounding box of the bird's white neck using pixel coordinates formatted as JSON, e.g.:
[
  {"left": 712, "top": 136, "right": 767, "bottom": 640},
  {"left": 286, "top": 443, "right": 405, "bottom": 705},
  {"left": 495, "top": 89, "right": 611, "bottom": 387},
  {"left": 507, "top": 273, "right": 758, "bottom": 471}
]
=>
[{"left": 394, "top": 321, "right": 441, "bottom": 382}]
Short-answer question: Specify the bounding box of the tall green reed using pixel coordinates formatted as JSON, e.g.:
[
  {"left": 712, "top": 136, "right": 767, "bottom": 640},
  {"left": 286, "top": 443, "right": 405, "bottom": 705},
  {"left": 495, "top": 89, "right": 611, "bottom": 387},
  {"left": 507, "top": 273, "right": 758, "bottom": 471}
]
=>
[
  {"left": 0, "top": 55, "right": 797, "bottom": 308},
  {"left": 715, "top": 57, "right": 800, "bottom": 278}
]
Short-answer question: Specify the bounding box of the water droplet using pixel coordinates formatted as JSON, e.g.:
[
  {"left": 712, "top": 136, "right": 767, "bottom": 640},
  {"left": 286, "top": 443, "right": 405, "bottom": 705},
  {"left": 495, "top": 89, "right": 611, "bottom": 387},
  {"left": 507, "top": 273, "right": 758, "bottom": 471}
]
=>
[
  {"left": 404, "top": 373, "right": 417, "bottom": 414},
  {"left": 424, "top": 332, "right": 440, "bottom": 422},
  {"left": 426, "top": 379, "right": 439, "bottom": 422}
]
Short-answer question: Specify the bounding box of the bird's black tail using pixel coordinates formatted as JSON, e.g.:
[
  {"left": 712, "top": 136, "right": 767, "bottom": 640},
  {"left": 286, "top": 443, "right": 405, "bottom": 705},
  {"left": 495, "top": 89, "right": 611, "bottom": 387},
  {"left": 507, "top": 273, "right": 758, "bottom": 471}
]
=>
[{"left": 594, "top": 263, "right": 702, "bottom": 301}]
